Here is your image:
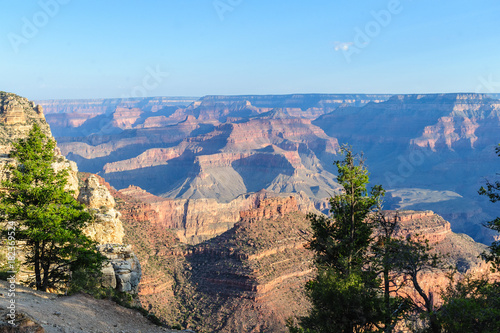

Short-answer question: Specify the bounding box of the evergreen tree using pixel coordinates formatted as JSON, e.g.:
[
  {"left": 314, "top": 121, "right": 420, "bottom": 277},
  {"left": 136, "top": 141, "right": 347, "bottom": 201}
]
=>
[
  {"left": 371, "top": 211, "right": 411, "bottom": 333},
  {"left": 0, "top": 124, "right": 103, "bottom": 291},
  {"left": 299, "top": 146, "right": 385, "bottom": 333},
  {"left": 291, "top": 147, "right": 441, "bottom": 333}
]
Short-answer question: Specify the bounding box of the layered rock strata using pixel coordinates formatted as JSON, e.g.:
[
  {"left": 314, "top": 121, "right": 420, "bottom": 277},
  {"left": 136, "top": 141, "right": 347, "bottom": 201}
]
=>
[
  {"left": 117, "top": 185, "right": 315, "bottom": 244},
  {"left": 113, "top": 178, "right": 488, "bottom": 332},
  {"left": 0, "top": 92, "right": 141, "bottom": 295}
]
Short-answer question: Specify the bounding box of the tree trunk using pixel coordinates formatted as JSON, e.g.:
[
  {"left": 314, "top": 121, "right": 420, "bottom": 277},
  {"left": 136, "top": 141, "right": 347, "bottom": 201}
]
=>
[
  {"left": 42, "top": 245, "right": 55, "bottom": 292},
  {"left": 42, "top": 262, "right": 50, "bottom": 292},
  {"left": 34, "top": 242, "right": 42, "bottom": 291},
  {"left": 384, "top": 266, "right": 391, "bottom": 333},
  {"left": 412, "top": 275, "right": 441, "bottom": 332}
]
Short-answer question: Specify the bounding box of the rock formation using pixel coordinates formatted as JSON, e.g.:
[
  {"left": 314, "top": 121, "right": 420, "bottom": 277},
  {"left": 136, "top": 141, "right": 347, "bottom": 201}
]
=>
[
  {"left": 79, "top": 174, "right": 125, "bottom": 245},
  {"left": 314, "top": 93, "right": 500, "bottom": 243},
  {"left": 117, "top": 185, "right": 315, "bottom": 244},
  {"left": 0, "top": 92, "right": 51, "bottom": 155},
  {"left": 0, "top": 92, "right": 141, "bottom": 296},
  {"left": 98, "top": 244, "right": 141, "bottom": 293},
  {"left": 39, "top": 96, "right": 197, "bottom": 137},
  {"left": 112, "top": 179, "right": 488, "bottom": 332},
  {"left": 42, "top": 93, "right": 500, "bottom": 245},
  {"left": 97, "top": 115, "right": 341, "bottom": 206}
]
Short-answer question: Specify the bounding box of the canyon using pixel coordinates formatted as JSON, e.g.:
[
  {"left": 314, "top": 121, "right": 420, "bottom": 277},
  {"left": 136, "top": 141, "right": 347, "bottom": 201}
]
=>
[
  {"left": 113, "top": 180, "right": 487, "bottom": 332},
  {"left": 42, "top": 93, "right": 500, "bottom": 244},
  {"left": 1, "top": 91, "right": 499, "bottom": 332}
]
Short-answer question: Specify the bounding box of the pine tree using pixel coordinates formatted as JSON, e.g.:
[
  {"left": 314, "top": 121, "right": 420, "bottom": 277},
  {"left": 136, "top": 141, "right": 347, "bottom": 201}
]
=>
[
  {"left": 291, "top": 146, "right": 441, "bottom": 333},
  {"left": 299, "top": 146, "right": 385, "bottom": 333},
  {"left": 0, "top": 124, "right": 103, "bottom": 291}
]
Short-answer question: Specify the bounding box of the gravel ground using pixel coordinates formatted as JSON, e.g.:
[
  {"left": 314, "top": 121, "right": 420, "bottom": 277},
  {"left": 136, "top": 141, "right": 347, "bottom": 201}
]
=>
[{"left": 0, "top": 280, "right": 183, "bottom": 333}]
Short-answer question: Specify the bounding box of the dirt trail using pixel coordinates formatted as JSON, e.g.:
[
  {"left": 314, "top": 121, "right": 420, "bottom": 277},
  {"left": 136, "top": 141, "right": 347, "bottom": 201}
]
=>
[{"left": 0, "top": 280, "right": 182, "bottom": 333}]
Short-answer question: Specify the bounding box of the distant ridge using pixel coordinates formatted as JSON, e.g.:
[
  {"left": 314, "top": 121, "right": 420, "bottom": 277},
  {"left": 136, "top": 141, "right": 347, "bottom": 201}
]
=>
[
  {"left": 200, "top": 93, "right": 392, "bottom": 110},
  {"left": 37, "top": 93, "right": 500, "bottom": 115},
  {"left": 36, "top": 96, "right": 199, "bottom": 114}
]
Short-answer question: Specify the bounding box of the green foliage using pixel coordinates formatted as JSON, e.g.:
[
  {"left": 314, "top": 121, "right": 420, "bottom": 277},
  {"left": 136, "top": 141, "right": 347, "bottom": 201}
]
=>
[
  {"left": 294, "top": 146, "right": 445, "bottom": 333},
  {"left": 297, "top": 146, "right": 386, "bottom": 333},
  {"left": 302, "top": 269, "right": 382, "bottom": 333},
  {"left": 67, "top": 267, "right": 104, "bottom": 295},
  {"left": 478, "top": 143, "right": 500, "bottom": 270},
  {"left": 438, "top": 275, "right": 500, "bottom": 333},
  {"left": 308, "top": 146, "right": 384, "bottom": 274},
  {"left": 0, "top": 124, "right": 104, "bottom": 291}
]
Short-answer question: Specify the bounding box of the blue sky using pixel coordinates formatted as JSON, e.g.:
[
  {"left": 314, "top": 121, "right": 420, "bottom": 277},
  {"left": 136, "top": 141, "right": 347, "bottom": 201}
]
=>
[{"left": 1, "top": 0, "right": 500, "bottom": 100}]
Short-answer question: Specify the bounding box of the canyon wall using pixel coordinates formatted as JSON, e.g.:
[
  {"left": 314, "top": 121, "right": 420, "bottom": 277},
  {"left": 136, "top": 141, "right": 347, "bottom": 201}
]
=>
[
  {"left": 43, "top": 93, "right": 500, "bottom": 244},
  {"left": 117, "top": 185, "right": 315, "bottom": 244},
  {"left": 115, "top": 181, "right": 487, "bottom": 332},
  {"left": 0, "top": 92, "right": 141, "bottom": 294}
]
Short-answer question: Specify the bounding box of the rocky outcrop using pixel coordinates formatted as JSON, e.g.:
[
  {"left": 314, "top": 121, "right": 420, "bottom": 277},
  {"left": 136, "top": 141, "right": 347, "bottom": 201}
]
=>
[
  {"left": 386, "top": 210, "right": 452, "bottom": 244},
  {"left": 75, "top": 174, "right": 143, "bottom": 294},
  {"left": 98, "top": 244, "right": 141, "bottom": 293},
  {"left": 103, "top": 147, "right": 185, "bottom": 173},
  {"left": 51, "top": 157, "right": 80, "bottom": 195},
  {"left": 0, "top": 92, "right": 80, "bottom": 195},
  {"left": 0, "top": 92, "right": 141, "bottom": 296},
  {"left": 111, "top": 107, "right": 143, "bottom": 129},
  {"left": 117, "top": 186, "right": 315, "bottom": 244},
  {"left": 78, "top": 174, "right": 116, "bottom": 209},
  {"left": 79, "top": 174, "right": 125, "bottom": 245},
  {"left": 0, "top": 92, "right": 51, "bottom": 155},
  {"left": 384, "top": 210, "right": 487, "bottom": 273},
  {"left": 239, "top": 196, "right": 301, "bottom": 222},
  {"left": 410, "top": 114, "right": 487, "bottom": 151}
]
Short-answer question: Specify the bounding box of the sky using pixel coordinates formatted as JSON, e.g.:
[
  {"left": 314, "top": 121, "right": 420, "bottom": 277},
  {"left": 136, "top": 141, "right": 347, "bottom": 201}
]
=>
[{"left": 1, "top": 0, "right": 500, "bottom": 100}]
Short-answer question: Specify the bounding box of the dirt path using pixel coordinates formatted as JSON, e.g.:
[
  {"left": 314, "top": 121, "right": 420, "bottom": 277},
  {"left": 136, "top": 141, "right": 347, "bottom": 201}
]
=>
[{"left": 0, "top": 280, "right": 183, "bottom": 333}]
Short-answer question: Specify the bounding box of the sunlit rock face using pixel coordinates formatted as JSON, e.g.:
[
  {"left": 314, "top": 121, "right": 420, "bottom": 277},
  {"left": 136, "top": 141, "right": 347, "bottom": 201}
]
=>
[
  {"left": 117, "top": 185, "right": 314, "bottom": 245},
  {"left": 0, "top": 91, "right": 142, "bottom": 295},
  {"left": 116, "top": 180, "right": 487, "bottom": 333},
  {"left": 314, "top": 93, "right": 500, "bottom": 243},
  {"left": 79, "top": 174, "right": 125, "bottom": 245},
  {"left": 98, "top": 244, "right": 141, "bottom": 293},
  {"left": 0, "top": 91, "right": 51, "bottom": 155}
]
